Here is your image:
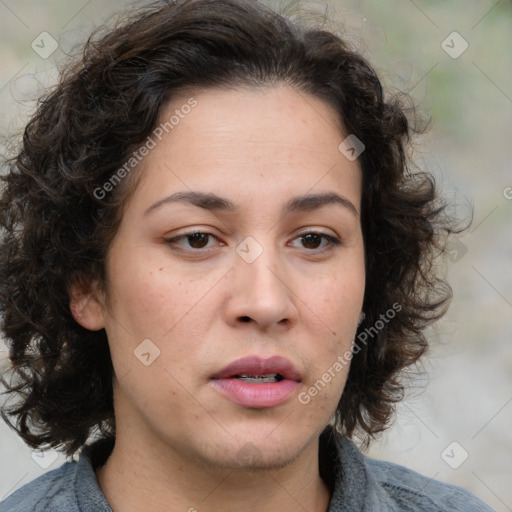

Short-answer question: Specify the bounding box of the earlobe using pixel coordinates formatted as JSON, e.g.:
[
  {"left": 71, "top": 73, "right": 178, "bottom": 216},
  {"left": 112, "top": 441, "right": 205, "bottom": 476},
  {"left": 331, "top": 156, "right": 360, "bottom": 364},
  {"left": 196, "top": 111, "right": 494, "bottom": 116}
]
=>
[{"left": 68, "top": 277, "right": 106, "bottom": 331}]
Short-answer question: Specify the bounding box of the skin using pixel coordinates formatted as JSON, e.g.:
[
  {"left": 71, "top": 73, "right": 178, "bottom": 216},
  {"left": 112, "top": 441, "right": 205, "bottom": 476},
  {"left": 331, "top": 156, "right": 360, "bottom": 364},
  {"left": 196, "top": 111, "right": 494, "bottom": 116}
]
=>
[{"left": 70, "top": 85, "right": 365, "bottom": 512}]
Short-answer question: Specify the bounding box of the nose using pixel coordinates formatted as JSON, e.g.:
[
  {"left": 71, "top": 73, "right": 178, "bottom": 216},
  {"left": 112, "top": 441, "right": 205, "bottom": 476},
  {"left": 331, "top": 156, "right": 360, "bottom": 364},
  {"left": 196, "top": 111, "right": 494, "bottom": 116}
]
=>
[{"left": 223, "top": 241, "right": 299, "bottom": 331}]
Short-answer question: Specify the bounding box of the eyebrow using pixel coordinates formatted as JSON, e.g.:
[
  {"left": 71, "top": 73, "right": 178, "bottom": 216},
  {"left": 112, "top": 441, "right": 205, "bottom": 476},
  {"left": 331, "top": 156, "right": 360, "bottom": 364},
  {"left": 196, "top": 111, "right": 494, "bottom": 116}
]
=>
[{"left": 143, "top": 190, "right": 358, "bottom": 217}]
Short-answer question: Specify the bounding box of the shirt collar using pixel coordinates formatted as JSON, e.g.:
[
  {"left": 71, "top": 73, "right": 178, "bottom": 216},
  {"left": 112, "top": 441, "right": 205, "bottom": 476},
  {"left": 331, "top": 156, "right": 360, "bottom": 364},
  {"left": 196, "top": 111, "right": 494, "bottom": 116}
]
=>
[
  {"left": 319, "top": 426, "right": 369, "bottom": 511},
  {"left": 77, "top": 428, "right": 371, "bottom": 512}
]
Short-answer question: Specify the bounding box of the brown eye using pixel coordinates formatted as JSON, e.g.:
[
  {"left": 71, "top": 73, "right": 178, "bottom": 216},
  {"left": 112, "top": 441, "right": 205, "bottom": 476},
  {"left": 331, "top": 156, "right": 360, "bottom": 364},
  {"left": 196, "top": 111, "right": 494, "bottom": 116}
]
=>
[
  {"left": 290, "top": 232, "right": 341, "bottom": 252},
  {"left": 165, "top": 232, "right": 216, "bottom": 251},
  {"left": 187, "top": 233, "right": 210, "bottom": 249},
  {"left": 301, "top": 233, "right": 322, "bottom": 249}
]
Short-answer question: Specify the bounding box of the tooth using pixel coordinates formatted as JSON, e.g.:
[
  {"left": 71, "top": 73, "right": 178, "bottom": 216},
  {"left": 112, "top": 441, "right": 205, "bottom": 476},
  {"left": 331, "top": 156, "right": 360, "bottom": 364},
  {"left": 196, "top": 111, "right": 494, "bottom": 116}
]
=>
[
  {"left": 236, "top": 373, "right": 279, "bottom": 383},
  {"left": 238, "top": 373, "right": 277, "bottom": 378}
]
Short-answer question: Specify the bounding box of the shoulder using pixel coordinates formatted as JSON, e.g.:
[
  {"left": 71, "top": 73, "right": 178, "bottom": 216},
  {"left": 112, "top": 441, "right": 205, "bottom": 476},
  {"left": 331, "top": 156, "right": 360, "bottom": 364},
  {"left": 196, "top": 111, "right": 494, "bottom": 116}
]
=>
[
  {"left": 0, "top": 461, "right": 79, "bottom": 512},
  {"left": 0, "top": 439, "right": 113, "bottom": 512},
  {"left": 361, "top": 450, "right": 495, "bottom": 511},
  {"left": 324, "top": 430, "right": 495, "bottom": 512}
]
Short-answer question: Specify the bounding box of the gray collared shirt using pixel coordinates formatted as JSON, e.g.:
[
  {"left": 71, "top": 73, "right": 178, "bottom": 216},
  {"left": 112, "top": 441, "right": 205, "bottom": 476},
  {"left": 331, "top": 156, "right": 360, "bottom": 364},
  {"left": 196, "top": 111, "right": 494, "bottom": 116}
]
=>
[{"left": 0, "top": 428, "right": 495, "bottom": 511}]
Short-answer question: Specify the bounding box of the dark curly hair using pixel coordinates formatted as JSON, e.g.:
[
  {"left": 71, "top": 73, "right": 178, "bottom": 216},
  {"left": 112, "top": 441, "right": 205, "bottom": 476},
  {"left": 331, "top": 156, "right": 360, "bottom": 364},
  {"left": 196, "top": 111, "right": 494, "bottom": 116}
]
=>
[{"left": 0, "top": 0, "right": 464, "bottom": 456}]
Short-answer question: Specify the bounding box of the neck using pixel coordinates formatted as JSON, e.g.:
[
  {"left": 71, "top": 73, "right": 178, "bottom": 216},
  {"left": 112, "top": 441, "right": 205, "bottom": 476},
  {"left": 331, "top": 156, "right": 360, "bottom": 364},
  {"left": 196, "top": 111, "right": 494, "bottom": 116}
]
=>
[{"left": 95, "top": 430, "right": 331, "bottom": 512}]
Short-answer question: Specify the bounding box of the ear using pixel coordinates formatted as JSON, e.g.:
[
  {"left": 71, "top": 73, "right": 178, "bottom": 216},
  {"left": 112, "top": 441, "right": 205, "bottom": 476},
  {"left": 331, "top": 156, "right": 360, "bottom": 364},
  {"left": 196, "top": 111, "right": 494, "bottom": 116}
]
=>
[{"left": 68, "top": 275, "right": 106, "bottom": 331}]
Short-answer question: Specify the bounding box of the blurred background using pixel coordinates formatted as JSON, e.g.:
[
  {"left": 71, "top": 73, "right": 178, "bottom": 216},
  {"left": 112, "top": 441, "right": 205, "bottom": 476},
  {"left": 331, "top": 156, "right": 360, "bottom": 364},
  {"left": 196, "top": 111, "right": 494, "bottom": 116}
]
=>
[{"left": 0, "top": 0, "right": 511, "bottom": 510}]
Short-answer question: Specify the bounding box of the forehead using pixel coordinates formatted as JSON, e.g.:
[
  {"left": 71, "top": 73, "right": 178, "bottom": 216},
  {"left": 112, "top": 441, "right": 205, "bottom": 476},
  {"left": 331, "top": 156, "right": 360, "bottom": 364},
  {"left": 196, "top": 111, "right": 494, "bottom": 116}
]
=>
[
  {"left": 159, "top": 85, "right": 344, "bottom": 160},
  {"left": 124, "top": 86, "right": 362, "bottom": 216}
]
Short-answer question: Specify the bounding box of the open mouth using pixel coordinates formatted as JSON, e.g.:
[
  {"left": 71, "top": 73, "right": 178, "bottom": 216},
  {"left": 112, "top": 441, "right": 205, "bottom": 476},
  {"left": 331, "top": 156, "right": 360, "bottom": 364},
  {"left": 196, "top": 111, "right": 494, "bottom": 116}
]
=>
[
  {"left": 234, "top": 373, "right": 285, "bottom": 383},
  {"left": 209, "top": 355, "right": 302, "bottom": 408}
]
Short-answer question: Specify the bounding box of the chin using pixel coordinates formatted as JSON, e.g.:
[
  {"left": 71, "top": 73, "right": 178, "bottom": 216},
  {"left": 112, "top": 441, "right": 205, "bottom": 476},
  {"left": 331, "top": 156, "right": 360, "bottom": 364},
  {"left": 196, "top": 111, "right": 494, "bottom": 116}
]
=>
[
  {"left": 214, "top": 442, "right": 305, "bottom": 471},
  {"left": 197, "top": 424, "right": 316, "bottom": 471}
]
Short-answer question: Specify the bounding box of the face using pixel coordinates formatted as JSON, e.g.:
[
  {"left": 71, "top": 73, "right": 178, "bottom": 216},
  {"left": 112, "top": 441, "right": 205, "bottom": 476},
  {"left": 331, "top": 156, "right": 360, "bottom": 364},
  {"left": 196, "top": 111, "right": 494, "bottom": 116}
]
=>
[{"left": 82, "top": 85, "right": 365, "bottom": 471}]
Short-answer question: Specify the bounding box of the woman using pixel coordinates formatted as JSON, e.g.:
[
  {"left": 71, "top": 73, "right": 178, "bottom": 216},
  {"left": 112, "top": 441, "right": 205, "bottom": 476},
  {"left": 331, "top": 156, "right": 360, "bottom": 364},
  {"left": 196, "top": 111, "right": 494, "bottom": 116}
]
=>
[{"left": 0, "top": 0, "right": 494, "bottom": 510}]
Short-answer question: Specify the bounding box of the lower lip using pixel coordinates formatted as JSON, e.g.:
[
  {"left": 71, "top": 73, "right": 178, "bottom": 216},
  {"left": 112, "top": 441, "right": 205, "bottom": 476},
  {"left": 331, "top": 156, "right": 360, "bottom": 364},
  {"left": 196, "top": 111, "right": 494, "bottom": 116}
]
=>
[{"left": 210, "top": 378, "right": 300, "bottom": 408}]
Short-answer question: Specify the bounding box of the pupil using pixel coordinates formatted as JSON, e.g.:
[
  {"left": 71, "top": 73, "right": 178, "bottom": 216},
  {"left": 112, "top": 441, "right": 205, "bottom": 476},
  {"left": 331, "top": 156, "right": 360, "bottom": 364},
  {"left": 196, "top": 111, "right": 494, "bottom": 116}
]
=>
[
  {"left": 189, "top": 233, "right": 208, "bottom": 248},
  {"left": 302, "top": 233, "right": 320, "bottom": 249}
]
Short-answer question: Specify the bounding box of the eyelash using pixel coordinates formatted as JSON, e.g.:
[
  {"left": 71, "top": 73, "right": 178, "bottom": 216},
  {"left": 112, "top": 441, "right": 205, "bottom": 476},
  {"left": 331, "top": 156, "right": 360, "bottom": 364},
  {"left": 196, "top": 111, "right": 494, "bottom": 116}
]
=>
[{"left": 164, "top": 231, "right": 342, "bottom": 254}]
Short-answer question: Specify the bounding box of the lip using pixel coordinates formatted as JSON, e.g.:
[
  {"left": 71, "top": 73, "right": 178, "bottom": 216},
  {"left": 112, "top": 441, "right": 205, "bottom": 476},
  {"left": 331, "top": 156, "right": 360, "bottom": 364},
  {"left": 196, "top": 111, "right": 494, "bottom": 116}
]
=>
[
  {"left": 209, "top": 355, "right": 302, "bottom": 408},
  {"left": 211, "top": 355, "right": 302, "bottom": 381}
]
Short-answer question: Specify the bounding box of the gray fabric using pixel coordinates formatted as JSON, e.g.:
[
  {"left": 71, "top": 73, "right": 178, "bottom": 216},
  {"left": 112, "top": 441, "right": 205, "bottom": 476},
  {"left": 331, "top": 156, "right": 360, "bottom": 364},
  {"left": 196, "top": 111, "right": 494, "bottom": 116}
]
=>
[{"left": 0, "top": 428, "right": 495, "bottom": 511}]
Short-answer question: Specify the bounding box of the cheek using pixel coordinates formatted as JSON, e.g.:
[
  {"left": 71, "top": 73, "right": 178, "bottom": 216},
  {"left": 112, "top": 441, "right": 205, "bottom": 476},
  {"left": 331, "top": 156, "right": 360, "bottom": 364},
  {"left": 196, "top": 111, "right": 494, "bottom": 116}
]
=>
[
  {"left": 105, "top": 249, "right": 212, "bottom": 338},
  {"left": 309, "top": 268, "right": 364, "bottom": 331},
  {"left": 301, "top": 284, "right": 359, "bottom": 410},
  {"left": 301, "top": 266, "right": 364, "bottom": 382}
]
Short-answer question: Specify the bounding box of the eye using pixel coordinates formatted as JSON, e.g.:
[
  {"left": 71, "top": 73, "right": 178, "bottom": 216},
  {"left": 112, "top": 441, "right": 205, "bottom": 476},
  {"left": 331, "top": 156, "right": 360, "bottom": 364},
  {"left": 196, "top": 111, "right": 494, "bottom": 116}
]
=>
[
  {"left": 164, "top": 230, "right": 341, "bottom": 253},
  {"left": 165, "top": 232, "right": 219, "bottom": 251},
  {"left": 289, "top": 232, "right": 341, "bottom": 252}
]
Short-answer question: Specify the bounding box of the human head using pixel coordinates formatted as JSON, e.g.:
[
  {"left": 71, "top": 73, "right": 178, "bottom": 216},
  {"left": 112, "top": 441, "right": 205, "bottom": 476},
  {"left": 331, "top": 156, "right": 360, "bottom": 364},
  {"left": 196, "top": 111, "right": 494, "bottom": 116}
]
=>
[{"left": 0, "top": 0, "right": 453, "bottom": 456}]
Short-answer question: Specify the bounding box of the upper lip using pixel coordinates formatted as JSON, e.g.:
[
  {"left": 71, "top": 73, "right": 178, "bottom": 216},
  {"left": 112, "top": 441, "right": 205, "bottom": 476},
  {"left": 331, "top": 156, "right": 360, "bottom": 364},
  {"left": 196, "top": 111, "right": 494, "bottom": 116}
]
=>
[{"left": 211, "top": 355, "right": 302, "bottom": 382}]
